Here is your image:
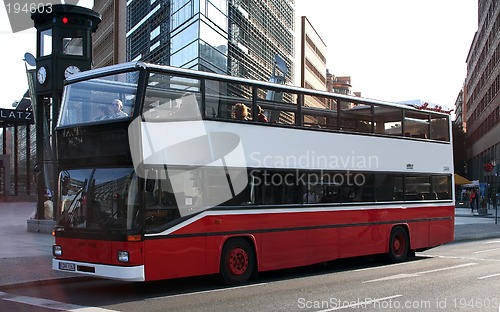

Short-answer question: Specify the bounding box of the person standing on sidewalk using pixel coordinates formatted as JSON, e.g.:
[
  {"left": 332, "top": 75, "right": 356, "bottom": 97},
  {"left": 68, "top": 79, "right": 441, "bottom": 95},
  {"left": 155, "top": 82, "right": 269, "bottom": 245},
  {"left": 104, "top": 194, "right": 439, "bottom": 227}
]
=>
[
  {"left": 470, "top": 189, "right": 476, "bottom": 212},
  {"left": 475, "top": 189, "right": 480, "bottom": 212}
]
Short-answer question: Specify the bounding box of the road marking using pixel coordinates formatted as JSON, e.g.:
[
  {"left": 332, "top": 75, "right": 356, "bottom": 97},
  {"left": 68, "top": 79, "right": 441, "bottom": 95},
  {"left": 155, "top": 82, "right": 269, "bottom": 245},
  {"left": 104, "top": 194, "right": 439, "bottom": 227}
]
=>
[
  {"left": 147, "top": 282, "right": 268, "bottom": 300},
  {"left": 483, "top": 240, "right": 500, "bottom": 244},
  {"left": 363, "top": 263, "right": 477, "bottom": 283},
  {"left": 416, "top": 262, "right": 478, "bottom": 274},
  {"left": 478, "top": 272, "right": 500, "bottom": 280},
  {"left": 474, "top": 247, "right": 500, "bottom": 254},
  {"left": 0, "top": 291, "right": 118, "bottom": 311},
  {"left": 353, "top": 260, "right": 417, "bottom": 272},
  {"left": 315, "top": 295, "right": 403, "bottom": 311},
  {"left": 424, "top": 254, "right": 500, "bottom": 262}
]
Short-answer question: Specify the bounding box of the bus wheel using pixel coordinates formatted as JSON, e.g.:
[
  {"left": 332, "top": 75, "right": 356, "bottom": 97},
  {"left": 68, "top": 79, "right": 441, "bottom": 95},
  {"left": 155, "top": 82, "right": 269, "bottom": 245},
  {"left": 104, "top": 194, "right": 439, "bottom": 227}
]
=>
[
  {"left": 220, "top": 238, "right": 255, "bottom": 285},
  {"left": 388, "top": 226, "right": 409, "bottom": 263}
]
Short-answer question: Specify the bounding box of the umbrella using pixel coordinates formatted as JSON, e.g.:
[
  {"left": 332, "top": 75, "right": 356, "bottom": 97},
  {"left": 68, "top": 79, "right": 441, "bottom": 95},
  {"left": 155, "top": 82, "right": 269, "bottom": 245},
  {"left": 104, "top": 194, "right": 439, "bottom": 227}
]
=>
[{"left": 454, "top": 174, "right": 472, "bottom": 185}]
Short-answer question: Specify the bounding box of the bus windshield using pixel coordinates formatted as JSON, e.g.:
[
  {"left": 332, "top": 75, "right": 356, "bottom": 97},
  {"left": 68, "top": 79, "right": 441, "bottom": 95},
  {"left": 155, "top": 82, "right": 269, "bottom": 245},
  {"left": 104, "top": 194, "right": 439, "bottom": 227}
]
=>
[
  {"left": 59, "top": 168, "right": 140, "bottom": 232},
  {"left": 58, "top": 71, "right": 139, "bottom": 127}
]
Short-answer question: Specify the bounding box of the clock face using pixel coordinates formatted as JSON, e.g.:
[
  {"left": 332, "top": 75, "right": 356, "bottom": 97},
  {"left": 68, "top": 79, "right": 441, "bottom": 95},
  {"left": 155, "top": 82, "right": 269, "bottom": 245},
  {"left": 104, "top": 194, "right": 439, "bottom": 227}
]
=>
[
  {"left": 64, "top": 65, "right": 81, "bottom": 79},
  {"left": 37, "top": 66, "right": 47, "bottom": 84}
]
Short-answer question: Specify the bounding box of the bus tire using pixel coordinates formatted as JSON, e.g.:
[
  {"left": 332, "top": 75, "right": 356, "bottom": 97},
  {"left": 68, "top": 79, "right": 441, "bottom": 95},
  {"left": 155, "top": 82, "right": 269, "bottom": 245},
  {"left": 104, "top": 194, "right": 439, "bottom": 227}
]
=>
[
  {"left": 387, "top": 226, "right": 409, "bottom": 263},
  {"left": 220, "top": 238, "right": 255, "bottom": 285}
]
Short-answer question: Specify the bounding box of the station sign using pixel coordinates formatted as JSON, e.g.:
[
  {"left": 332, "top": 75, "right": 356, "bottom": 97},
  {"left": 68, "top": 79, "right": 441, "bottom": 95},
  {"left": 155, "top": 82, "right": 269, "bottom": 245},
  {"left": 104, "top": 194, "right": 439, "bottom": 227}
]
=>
[{"left": 0, "top": 109, "right": 34, "bottom": 125}]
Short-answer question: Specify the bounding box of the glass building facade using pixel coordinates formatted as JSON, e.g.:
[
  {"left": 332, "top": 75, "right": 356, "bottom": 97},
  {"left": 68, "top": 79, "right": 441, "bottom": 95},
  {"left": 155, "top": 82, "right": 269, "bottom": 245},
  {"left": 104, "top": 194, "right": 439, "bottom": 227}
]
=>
[{"left": 126, "top": 0, "right": 294, "bottom": 89}]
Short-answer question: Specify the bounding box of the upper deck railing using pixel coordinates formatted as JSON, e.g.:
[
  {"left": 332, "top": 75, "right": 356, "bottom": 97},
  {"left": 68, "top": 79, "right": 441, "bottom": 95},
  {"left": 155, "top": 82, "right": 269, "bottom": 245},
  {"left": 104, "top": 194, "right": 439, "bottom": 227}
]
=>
[{"left": 58, "top": 62, "right": 451, "bottom": 143}]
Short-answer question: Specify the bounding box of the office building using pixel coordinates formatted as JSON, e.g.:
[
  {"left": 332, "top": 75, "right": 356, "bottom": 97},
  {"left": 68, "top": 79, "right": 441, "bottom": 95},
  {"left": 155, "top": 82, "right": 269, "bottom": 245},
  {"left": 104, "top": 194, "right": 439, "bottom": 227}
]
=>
[
  {"left": 463, "top": 0, "right": 500, "bottom": 192},
  {"left": 92, "top": 0, "right": 127, "bottom": 67},
  {"left": 300, "top": 16, "right": 327, "bottom": 109},
  {"left": 464, "top": 0, "right": 500, "bottom": 188},
  {"left": 92, "top": 0, "right": 295, "bottom": 89},
  {"left": 326, "top": 73, "right": 353, "bottom": 96},
  {"left": 454, "top": 89, "right": 465, "bottom": 130}
]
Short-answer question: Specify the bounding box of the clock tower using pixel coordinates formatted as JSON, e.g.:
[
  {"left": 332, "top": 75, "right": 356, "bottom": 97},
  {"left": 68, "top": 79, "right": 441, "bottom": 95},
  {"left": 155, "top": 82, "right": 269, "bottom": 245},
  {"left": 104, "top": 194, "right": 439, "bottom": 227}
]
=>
[
  {"left": 31, "top": 5, "right": 101, "bottom": 220},
  {"left": 32, "top": 5, "right": 101, "bottom": 94}
]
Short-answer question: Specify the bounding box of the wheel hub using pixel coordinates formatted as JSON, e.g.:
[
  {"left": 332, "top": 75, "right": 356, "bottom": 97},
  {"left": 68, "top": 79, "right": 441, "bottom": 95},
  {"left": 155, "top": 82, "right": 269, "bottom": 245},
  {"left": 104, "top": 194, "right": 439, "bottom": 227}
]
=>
[{"left": 229, "top": 247, "right": 248, "bottom": 275}]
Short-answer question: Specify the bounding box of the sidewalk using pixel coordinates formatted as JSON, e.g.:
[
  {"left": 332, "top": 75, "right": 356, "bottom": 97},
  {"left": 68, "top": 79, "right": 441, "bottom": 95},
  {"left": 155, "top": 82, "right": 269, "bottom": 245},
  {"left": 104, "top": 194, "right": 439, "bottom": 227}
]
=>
[
  {"left": 454, "top": 206, "right": 500, "bottom": 241},
  {"left": 1, "top": 202, "right": 500, "bottom": 287},
  {"left": 0, "top": 202, "right": 76, "bottom": 287}
]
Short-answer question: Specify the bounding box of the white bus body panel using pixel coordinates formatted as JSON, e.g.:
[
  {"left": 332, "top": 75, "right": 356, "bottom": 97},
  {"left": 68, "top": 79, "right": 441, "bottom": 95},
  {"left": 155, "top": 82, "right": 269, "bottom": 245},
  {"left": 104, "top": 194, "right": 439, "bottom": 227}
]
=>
[{"left": 131, "top": 120, "right": 453, "bottom": 174}]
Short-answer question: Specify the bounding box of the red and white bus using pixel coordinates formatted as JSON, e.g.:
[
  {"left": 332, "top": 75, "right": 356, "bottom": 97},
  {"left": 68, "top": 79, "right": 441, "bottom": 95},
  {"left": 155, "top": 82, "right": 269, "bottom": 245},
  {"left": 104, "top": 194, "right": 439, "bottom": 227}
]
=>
[{"left": 52, "top": 62, "right": 454, "bottom": 284}]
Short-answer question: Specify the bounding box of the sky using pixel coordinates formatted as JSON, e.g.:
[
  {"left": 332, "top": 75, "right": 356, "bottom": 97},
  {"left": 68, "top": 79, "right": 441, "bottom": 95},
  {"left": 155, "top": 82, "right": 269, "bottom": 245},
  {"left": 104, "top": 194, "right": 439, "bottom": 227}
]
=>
[
  {"left": 295, "top": 0, "right": 478, "bottom": 109},
  {"left": 0, "top": 0, "right": 478, "bottom": 110}
]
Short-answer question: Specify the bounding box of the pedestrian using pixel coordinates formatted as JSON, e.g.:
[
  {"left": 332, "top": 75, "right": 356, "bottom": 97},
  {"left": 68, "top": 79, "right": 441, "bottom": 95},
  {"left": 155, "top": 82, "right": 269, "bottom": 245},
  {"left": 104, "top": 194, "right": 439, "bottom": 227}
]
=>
[
  {"left": 469, "top": 189, "right": 476, "bottom": 212},
  {"left": 475, "top": 189, "right": 480, "bottom": 212}
]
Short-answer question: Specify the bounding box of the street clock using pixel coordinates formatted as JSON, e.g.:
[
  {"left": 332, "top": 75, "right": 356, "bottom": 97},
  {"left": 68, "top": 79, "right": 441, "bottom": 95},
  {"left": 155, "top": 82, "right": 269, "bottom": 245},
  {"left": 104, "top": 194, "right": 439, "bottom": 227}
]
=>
[
  {"left": 30, "top": 4, "right": 101, "bottom": 221},
  {"left": 32, "top": 5, "right": 101, "bottom": 94},
  {"left": 37, "top": 66, "right": 47, "bottom": 84},
  {"left": 64, "top": 65, "right": 81, "bottom": 78}
]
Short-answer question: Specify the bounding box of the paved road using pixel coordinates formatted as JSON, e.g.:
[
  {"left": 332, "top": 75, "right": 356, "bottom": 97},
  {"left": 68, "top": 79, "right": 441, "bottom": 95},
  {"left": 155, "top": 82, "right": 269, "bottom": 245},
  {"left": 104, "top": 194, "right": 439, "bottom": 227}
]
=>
[
  {"left": 1, "top": 202, "right": 500, "bottom": 287},
  {"left": 2, "top": 238, "right": 500, "bottom": 312}
]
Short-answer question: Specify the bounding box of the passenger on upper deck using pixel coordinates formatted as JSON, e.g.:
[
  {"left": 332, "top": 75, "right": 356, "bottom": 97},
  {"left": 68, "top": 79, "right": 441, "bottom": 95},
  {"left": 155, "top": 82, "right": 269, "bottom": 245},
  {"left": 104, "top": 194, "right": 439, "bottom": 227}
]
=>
[
  {"left": 233, "top": 103, "right": 249, "bottom": 120},
  {"left": 95, "top": 99, "right": 128, "bottom": 120},
  {"left": 257, "top": 105, "right": 268, "bottom": 122},
  {"left": 174, "top": 92, "right": 201, "bottom": 120},
  {"left": 95, "top": 105, "right": 111, "bottom": 120},
  {"left": 109, "top": 99, "right": 128, "bottom": 118}
]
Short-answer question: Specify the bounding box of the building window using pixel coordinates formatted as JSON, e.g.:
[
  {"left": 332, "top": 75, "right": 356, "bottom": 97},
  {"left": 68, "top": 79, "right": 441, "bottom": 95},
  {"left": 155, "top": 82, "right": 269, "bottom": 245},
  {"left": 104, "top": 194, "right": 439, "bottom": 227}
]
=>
[
  {"left": 150, "top": 25, "right": 160, "bottom": 41},
  {"left": 150, "top": 41, "right": 160, "bottom": 52}
]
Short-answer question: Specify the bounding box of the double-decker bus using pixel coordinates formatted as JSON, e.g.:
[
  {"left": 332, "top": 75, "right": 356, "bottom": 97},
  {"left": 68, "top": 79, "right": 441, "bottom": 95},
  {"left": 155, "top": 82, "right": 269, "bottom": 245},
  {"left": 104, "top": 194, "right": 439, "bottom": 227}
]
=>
[{"left": 52, "top": 62, "right": 454, "bottom": 284}]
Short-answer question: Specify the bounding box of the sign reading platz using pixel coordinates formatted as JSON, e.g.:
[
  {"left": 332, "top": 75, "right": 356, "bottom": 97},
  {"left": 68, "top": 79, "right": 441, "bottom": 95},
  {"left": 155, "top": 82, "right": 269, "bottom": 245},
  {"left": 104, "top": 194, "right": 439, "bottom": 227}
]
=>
[{"left": 0, "top": 109, "right": 34, "bottom": 125}]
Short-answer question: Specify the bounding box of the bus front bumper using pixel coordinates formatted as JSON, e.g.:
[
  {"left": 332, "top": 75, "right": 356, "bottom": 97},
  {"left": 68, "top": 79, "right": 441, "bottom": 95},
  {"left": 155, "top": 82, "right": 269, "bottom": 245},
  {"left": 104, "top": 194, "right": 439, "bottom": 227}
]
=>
[{"left": 52, "top": 259, "right": 145, "bottom": 282}]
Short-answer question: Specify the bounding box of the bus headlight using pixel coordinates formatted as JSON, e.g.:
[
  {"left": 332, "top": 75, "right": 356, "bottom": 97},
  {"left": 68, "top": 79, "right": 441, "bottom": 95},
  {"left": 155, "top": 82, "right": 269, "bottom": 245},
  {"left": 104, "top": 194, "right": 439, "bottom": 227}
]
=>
[
  {"left": 53, "top": 245, "right": 62, "bottom": 257},
  {"left": 117, "top": 251, "right": 129, "bottom": 263}
]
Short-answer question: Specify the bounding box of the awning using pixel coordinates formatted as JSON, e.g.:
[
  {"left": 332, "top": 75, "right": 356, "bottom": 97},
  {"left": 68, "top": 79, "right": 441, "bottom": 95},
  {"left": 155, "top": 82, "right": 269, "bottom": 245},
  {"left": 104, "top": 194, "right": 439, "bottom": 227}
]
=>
[{"left": 454, "top": 174, "right": 472, "bottom": 185}]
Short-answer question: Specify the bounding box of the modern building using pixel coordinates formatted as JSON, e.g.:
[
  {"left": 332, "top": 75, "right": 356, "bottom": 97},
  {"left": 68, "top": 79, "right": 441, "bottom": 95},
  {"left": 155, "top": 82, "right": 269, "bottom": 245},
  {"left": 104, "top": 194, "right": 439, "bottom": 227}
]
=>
[
  {"left": 454, "top": 89, "right": 465, "bottom": 130},
  {"left": 300, "top": 16, "right": 362, "bottom": 113},
  {"left": 326, "top": 72, "right": 354, "bottom": 96},
  {"left": 300, "top": 16, "right": 327, "bottom": 109},
  {"left": 92, "top": 0, "right": 127, "bottom": 67},
  {"left": 93, "top": 0, "right": 295, "bottom": 91},
  {"left": 463, "top": 0, "right": 500, "bottom": 191}
]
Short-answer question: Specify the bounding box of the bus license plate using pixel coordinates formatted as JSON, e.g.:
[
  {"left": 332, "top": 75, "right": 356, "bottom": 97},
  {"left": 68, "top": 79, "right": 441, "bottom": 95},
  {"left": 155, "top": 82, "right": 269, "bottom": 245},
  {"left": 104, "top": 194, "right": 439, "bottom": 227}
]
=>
[{"left": 59, "top": 262, "right": 76, "bottom": 271}]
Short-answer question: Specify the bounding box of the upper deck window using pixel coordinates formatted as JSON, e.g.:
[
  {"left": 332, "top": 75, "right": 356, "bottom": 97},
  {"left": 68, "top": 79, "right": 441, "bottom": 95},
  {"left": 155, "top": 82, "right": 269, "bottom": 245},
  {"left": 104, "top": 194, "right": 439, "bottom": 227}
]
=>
[
  {"left": 58, "top": 72, "right": 139, "bottom": 127},
  {"left": 57, "top": 64, "right": 451, "bottom": 143},
  {"left": 430, "top": 114, "right": 450, "bottom": 141},
  {"left": 142, "top": 72, "right": 202, "bottom": 121}
]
